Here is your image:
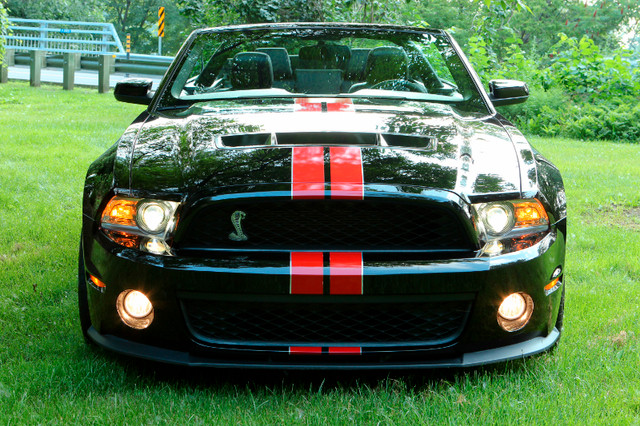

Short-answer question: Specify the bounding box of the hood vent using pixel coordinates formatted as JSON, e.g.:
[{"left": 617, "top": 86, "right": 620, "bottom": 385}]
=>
[{"left": 220, "top": 132, "right": 435, "bottom": 150}]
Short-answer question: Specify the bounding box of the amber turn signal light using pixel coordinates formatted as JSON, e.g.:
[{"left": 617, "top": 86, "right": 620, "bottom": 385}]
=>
[
  {"left": 101, "top": 197, "right": 137, "bottom": 227},
  {"left": 88, "top": 274, "right": 106, "bottom": 288},
  {"left": 513, "top": 200, "right": 549, "bottom": 228}
]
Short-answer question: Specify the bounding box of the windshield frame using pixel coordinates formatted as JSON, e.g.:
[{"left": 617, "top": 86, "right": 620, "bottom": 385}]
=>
[{"left": 149, "top": 23, "right": 495, "bottom": 116}]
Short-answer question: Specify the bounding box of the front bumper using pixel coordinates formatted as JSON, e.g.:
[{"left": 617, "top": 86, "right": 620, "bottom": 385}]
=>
[{"left": 82, "top": 225, "right": 565, "bottom": 368}]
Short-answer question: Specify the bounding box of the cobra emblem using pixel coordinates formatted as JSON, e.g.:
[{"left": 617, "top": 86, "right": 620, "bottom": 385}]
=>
[{"left": 228, "top": 210, "right": 248, "bottom": 241}]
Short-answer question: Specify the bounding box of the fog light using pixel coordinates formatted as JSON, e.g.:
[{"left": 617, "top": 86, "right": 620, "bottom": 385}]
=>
[
  {"left": 497, "top": 292, "right": 533, "bottom": 332},
  {"left": 116, "top": 290, "right": 154, "bottom": 329},
  {"left": 498, "top": 293, "right": 526, "bottom": 320}
]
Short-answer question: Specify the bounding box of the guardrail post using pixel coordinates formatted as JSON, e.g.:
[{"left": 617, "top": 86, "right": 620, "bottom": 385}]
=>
[
  {"left": 98, "top": 54, "right": 112, "bottom": 93},
  {"left": 5, "top": 49, "right": 15, "bottom": 66},
  {"left": 30, "top": 50, "right": 44, "bottom": 87},
  {"left": 63, "top": 52, "right": 77, "bottom": 90},
  {"left": 1, "top": 50, "right": 14, "bottom": 83}
]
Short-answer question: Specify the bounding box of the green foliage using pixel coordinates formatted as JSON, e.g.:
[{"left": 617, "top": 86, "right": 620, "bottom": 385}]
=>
[
  {"left": 544, "top": 33, "right": 640, "bottom": 100},
  {"left": 470, "top": 29, "right": 640, "bottom": 142},
  {"left": 179, "top": 0, "right": 412, "bottom": 27},
  {"left": 0, "top": 3, "right": 8, "bottom": 63},
  {"left": 105, "top": 0, "right": 193, "bottom": 55},
  {"left": 514, "top": 100, "right": 640, "bottom": 142},
  {"left": 5, "top": 0, "right": 104, "bottom": 22}
]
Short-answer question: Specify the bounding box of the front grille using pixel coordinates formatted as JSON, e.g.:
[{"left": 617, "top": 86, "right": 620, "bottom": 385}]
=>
[
  {"left": 182, "top": 298, "right": 472, "bottom": 346},
  {"left": 176, "top": 199, "right": 474, "bottom": 252}
]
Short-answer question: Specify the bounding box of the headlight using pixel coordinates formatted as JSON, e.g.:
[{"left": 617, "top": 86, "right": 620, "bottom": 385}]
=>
[
  {"left": 475, "top": 198, "right": 549, "bottom": 256},
  {"left": 481, "top": 203, "right": 515, "bottom": 235},
  {"left": 100, "top": 196, "right": 180, "bottom": 255},
  {"left": 137, "top": 200, "right": 173, "bottom": 234}
]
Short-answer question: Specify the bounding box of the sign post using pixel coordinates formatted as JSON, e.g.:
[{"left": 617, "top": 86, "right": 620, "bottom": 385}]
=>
[
  {"left": 158, "top": 7, "right": 165, "bottom": 56},
  {"left": 126, "top": 33, "right": 131, "bottom": 59},
  {"left": 126, "top": 33, "right": 131, "bottom": 77}
]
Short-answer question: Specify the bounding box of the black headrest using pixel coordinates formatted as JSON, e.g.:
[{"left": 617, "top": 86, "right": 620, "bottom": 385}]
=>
[
  {"left": 299, "top": 44, "right": 351, "bottom": 69},
  {"left": 345, "top": 48, "right": 370, "bottom": 80},
  {"left": 324, "top": 44, "right": 351, "bottom": 70},
  {"left": 256, "top": 48, "right": 292, "bottom": 80},
  {"left": 230, "top": 52, "right": 273, "bottom": 90},
  {"left": 365, "top": 47, "right": 408, "bottom": 85},
  {"left": 298, "top": 45, "right": 327, "bottom": 69}
]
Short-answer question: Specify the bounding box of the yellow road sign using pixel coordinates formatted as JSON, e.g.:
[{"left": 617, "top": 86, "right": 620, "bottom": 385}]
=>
[{"left": 158, "top": 7, "right": 165, "bottom": 38}]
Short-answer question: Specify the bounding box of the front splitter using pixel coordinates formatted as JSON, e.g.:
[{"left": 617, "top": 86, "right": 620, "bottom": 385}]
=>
[{"left": 87, "top": 327, "right": 560, "bottom": 370}]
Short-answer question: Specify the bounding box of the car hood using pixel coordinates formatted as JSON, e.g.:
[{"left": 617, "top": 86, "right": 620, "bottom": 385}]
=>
[{"left": 116, "top": 103, "right": 529, "bottom": 200}]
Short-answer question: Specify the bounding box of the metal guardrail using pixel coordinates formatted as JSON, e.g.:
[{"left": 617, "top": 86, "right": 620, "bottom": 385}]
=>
[
  {"left": 10, "top": 51, "right": 173, "bottom": 76},
  {"left": 6, "top": 18, "right": 125, "bottom": 55},
  {"left": 115, "top": 53, "right": 174, "bottom": 64}
]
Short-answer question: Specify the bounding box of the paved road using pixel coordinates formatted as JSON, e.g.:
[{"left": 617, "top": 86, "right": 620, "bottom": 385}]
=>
[{"left": 6, "top": 65, "right": 163, "bottom": 89}]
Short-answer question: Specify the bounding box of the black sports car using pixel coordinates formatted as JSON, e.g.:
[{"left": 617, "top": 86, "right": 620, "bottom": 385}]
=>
[{"left": 79, "top": 23, "right": 566, "bottom": 369}]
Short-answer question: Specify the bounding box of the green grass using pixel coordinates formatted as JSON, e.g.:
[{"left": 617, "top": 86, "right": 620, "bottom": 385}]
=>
[{"left": 1, "top": 81, "right": 640, "bottom": 423}]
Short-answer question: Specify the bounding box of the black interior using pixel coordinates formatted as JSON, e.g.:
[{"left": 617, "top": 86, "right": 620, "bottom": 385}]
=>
[{"left": 205, "top": 43, "right": 442, "bottom": 95}]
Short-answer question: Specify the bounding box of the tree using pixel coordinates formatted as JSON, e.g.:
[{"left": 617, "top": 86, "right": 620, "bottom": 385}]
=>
[
  {"left": 508, "top": 0, "right": 640, "bottom": 55},
  {"left": 1, "top": 3, "right": 8, "bottom": 63},
  {"left": 105, "top": 0, "right": 165, "bottom": 53},
  {"left": 4, "top": 0, "right": 103, "bottom": 21}
]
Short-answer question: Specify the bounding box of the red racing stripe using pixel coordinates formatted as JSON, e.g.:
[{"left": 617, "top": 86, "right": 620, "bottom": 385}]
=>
[
  {"left": 294, "top": 98, "right": 354, "bottom": 112},
  {"left": 329, "top": 252, "right": 363, "bottom": 295},
  {"left": 289, "top": 346, "right": 322, "bottom": 354},
  {"left": 330, "top": 147, "right": 363, "bottom": 199},
  {"left": 328, "top": 347, "right": 362, "bottom": 355},
  {"left": 292, "top": 146, "right": 325, "bottom": 199},
  {"left": 290, "top": 252, "right": 324, "bottom": 294}
]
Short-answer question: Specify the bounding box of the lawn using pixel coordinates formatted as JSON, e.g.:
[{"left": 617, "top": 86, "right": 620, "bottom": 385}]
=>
[{"left": 1, "top": 81, "right": 639, "bottom": 423}]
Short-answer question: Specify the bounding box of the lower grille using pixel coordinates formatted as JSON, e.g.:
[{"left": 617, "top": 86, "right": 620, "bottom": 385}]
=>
[{"left": 182, "top": 298, "right": 472, "bottom": 346}]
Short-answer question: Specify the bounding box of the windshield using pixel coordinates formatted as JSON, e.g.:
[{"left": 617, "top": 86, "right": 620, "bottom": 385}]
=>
[{"left": 156, "top": 26, "right": 488, "bottom": 114}]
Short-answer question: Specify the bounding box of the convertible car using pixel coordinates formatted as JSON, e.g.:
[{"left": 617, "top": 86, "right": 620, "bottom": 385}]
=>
[{"left": 79, "top": 23, "right": 566, "bottom": 369}]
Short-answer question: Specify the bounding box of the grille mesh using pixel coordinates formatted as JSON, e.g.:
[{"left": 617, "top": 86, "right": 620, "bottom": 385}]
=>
[
  {"left": 177, "top": 200, "right": 473, "bottom": 252},
  {"left": 182, "top": 299, "right": 471, "bottom": 346}
]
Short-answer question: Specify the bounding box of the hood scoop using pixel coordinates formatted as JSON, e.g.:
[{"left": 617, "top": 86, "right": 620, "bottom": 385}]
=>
[{"left": 220, "top": 132, "right": 436, "bottom": 150}]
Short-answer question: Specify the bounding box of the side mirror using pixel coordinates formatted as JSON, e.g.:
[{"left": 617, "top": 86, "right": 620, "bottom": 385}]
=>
[
  {"left": 114, "top": 78, "right": 154, "bottom": 105},
  {"left": 488, "top": 79, "right": 529, "bottom": 106}
]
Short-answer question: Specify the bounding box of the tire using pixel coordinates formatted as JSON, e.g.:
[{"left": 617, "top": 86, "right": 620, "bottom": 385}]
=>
[{"left": 78, "top": 239, "right": 93, "bottom": 343}]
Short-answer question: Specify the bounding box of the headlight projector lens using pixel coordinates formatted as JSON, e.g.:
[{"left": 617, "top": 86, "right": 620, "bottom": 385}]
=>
[
  {"left": 483, "top": 203, "right": 515, "bottom": 235},
  {"left": 137, "top": 202, "right": 168, "bottom": 234}
]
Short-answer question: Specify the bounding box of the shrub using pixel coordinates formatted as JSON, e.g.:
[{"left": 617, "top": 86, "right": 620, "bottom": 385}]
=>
[{"left": 469, "top": 33, "right": 640, "bottom": 143}]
